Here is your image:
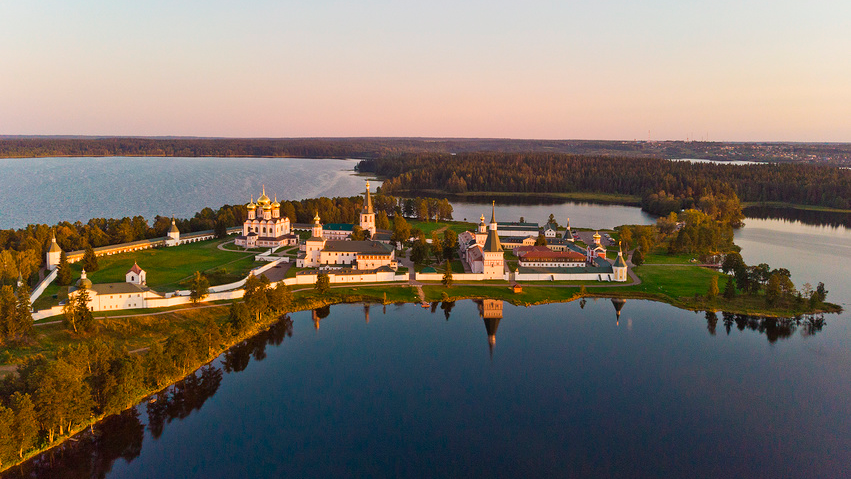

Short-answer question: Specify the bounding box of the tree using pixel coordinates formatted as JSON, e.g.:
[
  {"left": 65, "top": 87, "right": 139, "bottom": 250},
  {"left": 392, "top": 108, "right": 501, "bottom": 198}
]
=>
[
  {"left": 0, "top": 406, "right": 14, "bottom": 467},
  {"left": 315, "top": 272, "right": 330, "bottom": 294},
  {"left": 0, "top": 285, "right": 16, "bottom": 340},
  {"left": 244, "top": 274, "right": 270, "bottom": 322},
  {"left": 707, "top": 275, "right": 719, "bottom": 300},
  {"left": 214, "top": 218, "right": 228, "bottom": 238},
  {"left": 266, "top": 283, "right": 293, "bottom": 313},
  {"left": 392, "top": 216, "right": 411, "bottom": 247},
  {"left": 410, "top": 240, "right": 428, "bottom": 265},
  {"left": 82, "top": 244, "right": 99, "bottom": 272},
  {"left": 443, "top": 229, "right": 458, "bottom": 261},
  {"left": 534, "top": 234, "right": 547, "bottom": 246},
  {"left": 430, "top": 231, "right": 443, "bottom": 260},
  {"left": 56, "top": 251, "right": 72, "bottom": 286},
  {"left": 816, "top": 282, "right": 828, "bottom": 302},
  {"left": 226, "top": 301, "right": 252, "bottom": 337},
  {"left": 350, "top": 225, "right": 365, "bottom": 241},
  {"left": 547, "top": 214, "right": 558, "bottom": 227},
  {"left": 14, "top": 282, "right": 33, "bottom": 338},
  {"left": 442, "top": 262, "right": 453, "bottom": 288},
  {"left": 416, "top": 199, "right": 429, "bottom": 221},
  {"left": 63, "top": 287, "right": 95, "bottom": 333},
  {"left": 631, "top": 248, "right": 644, "bottom": 266},
  {"left": 189, "top": 271, "right": 210, "bottom": 304},
  {"left": 721, "top": 252, "right": 744, "bottom": 275},
  {"left": 376, "top": 211, "right": 390, "bottom": 230},
  {"left": 723, "top": 276, "right": 736, "bottom": 299}
]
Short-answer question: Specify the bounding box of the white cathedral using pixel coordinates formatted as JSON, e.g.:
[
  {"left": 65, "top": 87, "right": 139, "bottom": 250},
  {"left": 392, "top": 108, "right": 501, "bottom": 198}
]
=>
[{"left": 235, "top": 186, "right": 298, "bottom": 249}]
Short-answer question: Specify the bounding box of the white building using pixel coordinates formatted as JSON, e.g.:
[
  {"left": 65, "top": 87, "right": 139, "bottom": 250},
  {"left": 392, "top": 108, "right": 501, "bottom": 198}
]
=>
[
  {"left": 297, "top": 212, "right": 396, "bottom": 270},
  {"left": 69, "top": 265, "right": 163, "bottom": 312},
  {"left": 236, "top": 186, "right": 297, "bottom": 249}
]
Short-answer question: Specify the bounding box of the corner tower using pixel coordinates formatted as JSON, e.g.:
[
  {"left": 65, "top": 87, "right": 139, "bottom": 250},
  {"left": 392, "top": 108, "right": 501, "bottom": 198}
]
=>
[
  {"left": 481, "top": 201, "right": 505, "bottom": 279},
  {"left": 46, "top": 232, "right": 62, "bottom": 270}
]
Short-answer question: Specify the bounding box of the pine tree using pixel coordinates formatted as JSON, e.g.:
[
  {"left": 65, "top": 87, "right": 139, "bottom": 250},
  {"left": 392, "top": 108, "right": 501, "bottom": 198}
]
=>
[
  {"left": 723, "top": 276, "right": 736, "bottom": 299},
  {"left": 56, "top": 251, "right": 72, "bottom": 286},
  {"left": 82, "top": 245, "right": 98, "bottom": 272}
]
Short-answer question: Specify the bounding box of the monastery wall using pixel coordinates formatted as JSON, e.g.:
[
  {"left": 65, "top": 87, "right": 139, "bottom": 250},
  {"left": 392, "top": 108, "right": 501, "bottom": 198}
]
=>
[{"left": 415, "top": 272, "right": 510, "bottom": 282}]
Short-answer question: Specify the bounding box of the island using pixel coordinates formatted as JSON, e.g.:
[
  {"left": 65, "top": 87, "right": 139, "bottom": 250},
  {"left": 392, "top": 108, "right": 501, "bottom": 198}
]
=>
[{"left": 0, "top": 182, "right": 840, "bottom": 472}]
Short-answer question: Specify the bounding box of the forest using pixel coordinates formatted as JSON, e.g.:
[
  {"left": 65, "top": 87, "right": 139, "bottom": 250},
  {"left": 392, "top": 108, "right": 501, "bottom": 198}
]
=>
[
  {"left": 360, "top": 152, "right": 851, "bottom": 212},
  {"left": 3, "top": 137, "right": 851, "bottom": 165}
]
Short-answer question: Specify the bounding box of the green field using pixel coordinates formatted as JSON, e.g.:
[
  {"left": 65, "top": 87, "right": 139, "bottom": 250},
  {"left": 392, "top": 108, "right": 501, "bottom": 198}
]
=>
[
  {"left": 406, "top": 219, "right": 475, "bottom": 235},
  {"left": 45, "top": 239, "right": 260, "bottom": 294},
  {"left": 642, "top": 252, "right": 696, "bottom": 264}
]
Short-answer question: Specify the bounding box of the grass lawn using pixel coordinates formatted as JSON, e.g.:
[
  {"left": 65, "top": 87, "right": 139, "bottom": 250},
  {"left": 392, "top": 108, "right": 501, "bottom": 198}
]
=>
[
  {"left": 642, "top": 252, "right": 696, "bottom": 264},
  {"left": 422, "top": 284, "right": 580, "bottom": 304},
  {"left": 406, "top": 219, "right": 475, "bottom": 236},
  {"left": 628, "top": 264, "right": 723, "bottom": 299},
  {"left": 66, "top": 239, "right": 259, "bottom": 291}
]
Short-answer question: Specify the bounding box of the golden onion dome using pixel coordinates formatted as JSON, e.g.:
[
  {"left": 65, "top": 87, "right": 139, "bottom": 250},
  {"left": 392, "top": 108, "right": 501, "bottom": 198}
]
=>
[
  {"left": 257, "top": 185, "right": 271, "bottom": 205},
  {"left": 262, "top": 203, "right": 272, "bottom": 210},
  {"left": 272, "top": 195, "right": 280, "bottom": 208}
]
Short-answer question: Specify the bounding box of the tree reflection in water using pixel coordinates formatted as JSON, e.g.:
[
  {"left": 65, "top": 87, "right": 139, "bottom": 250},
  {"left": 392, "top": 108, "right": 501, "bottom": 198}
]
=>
[
  {"left": 713, "top": 311, "right": 826, "bottom": 342},
  {"left": 5, "top": 409, "right": 144, "bottom": 479},
  {"left": 743, "top": 206, "right": 851, "bottom": 229},
  {"left": 222, "top": 315, "right": 293, "bottom": 373},
  {"left": 146, "top": 365, "right": 224, "bottom": 439},
  {"left": 7, "top": 315, "right": 295, "bottom": 479}
]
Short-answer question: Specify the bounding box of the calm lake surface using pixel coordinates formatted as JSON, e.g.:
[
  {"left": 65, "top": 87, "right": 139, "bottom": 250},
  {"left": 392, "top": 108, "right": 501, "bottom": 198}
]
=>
[
  {"left": 0, "top": 157, "right": 377, "bottom": 230},
  {"left": 3, "top": 158, "right": 850, "bottom": 478}
]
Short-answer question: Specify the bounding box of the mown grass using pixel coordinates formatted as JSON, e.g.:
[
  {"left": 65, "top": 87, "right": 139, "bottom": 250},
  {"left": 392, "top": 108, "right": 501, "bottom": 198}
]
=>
[
  {"left": 67, "top": 239, "right": 258, "bottom": 291},
  {"left": 642, "top": 252, "right": 697, "bottom": 264},
  {"left": 406, "top": 219, "right": 475, "bottom": 235}
]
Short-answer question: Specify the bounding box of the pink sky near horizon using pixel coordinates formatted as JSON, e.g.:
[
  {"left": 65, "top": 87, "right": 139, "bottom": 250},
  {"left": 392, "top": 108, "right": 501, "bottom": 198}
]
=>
[{"left": 1, "top": 1, "right": 850, "bottom": 142}]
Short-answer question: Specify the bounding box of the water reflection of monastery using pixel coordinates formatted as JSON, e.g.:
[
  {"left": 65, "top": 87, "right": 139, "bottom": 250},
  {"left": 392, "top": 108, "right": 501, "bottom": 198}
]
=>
[
  {"left": 611, "top": 298, "right": 626, "bottom": 326},
  {"left": 476, "top": 299, "right": 503, "bottom": 357}
]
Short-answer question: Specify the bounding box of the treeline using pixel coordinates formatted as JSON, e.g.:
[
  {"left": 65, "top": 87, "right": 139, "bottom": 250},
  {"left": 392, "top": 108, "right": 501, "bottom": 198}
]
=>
[
  {"left": 4, "top": 138, "right": 851, "bottom": 165},
  {"left": 0, "top": 275, "right": 293, "bottom": 469},
  {"left": 719, "top": 252, "right": 829, "bottom": 309},
  {"left": 361, "top": 152, "right": 851, "bottom": 211},
  {"left": 0, "top": 206, "right": 247, "bottom": 287},
  {"left": 619, "top": 208, "right": 737, "bottom": 262}
]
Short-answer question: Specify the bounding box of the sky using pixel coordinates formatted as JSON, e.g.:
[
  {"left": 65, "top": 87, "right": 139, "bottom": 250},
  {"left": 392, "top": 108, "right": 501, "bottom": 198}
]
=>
[{"left": 1, "top": 1, "right": 850, "bottom": 141}]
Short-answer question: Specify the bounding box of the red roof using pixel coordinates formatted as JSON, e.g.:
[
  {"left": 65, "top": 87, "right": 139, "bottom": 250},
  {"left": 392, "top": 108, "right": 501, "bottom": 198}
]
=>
[
  {"left": 521, "top": 251, "right": 585, "bottom": 262},
  {"left": 515, "top": 245, "right": 552, "bottom": 256},
  {"left": 128, "top": 263, "right": 144, "bottom": 274}
]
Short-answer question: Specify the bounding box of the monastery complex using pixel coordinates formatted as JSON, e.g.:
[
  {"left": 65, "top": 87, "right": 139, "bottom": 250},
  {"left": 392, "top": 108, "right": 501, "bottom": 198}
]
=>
[{"left": 34, "top": 181, "right": 629, "bottom": 319}]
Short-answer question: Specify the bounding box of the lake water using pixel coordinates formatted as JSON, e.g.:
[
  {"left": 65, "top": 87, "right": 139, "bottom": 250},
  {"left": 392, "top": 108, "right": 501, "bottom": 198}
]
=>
[
  {"left": 3, "top": 158, "right": 851, "bottom": 478},
  {"left": 7, "top": 298, "right": 849, "bottom": 478},
  {"left": 0, "top": 157, "right": 377, "bottom": 230}
]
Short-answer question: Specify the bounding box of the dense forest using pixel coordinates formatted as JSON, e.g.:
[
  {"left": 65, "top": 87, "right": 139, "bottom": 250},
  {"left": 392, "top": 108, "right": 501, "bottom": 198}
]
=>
[
  {"left": 361, "top": 152, "right": 851, "bottom": 212},
  {"left": 2, "top": 137, "right": 850, "bottom": 164}
]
